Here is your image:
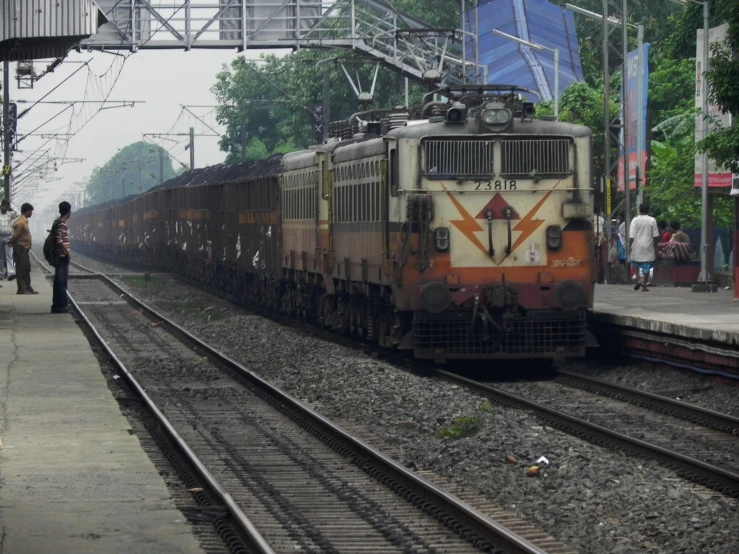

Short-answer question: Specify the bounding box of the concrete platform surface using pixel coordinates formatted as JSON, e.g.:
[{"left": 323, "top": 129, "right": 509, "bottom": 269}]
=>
[
  {"left": 0, "top": 266, "right": 205, "bottom": 553},
  {"left": 593, "top": 284, "right": 739, "bottom": 345}
]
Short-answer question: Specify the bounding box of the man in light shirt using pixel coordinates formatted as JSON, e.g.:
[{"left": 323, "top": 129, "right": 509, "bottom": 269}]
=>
[
  {"left": 629, "top": 203, "right": 659, "bottom": 292},
  {"left": 7, "top": 203, "right": 37, "bottom": 294},
  {"left": 0, "top": 200, "right": 18, "bottom": 283}
]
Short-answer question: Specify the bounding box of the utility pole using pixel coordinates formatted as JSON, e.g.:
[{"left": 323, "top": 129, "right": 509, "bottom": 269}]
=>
[
  {"left": 159, "top": 147, "right": 164, "bottom": 184},
  {"left": 240, "top": 106, "right": 246, "bottom": 163},
  {"left": 121, "top": 173, "right": 125, "bottom": 199},
  {"left": 602, "top": 0, "right": 612, "bottom": 269},
  {"left": 189, "top": 127, "right": 195, "bottom": 170},
  {"left": 621, "top": 0, "right": 630, "bottom": 265},
  {"left": 699, "top": 0, "right": 710, "bottom": 285},
  {"left": 322, "top": 63, "right": 330, "bottom": 141},
  {"left": 3, "top": 60, "right": 11, "bottom": 202},
  {"left": 636, "top": 23, "right": 644, "bottom": 206}
]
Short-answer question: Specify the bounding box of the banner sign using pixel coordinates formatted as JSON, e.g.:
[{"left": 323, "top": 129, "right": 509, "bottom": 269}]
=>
[
  {"left": 695, "top": 23, "right": 734, "bottom": 188},
  {"left": 618, "top": 43, "right": 650, "bottom": 191}
]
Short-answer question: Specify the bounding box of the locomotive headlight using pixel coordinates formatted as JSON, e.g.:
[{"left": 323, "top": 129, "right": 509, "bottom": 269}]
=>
[
  {"left": 434, "top": 227, "right": 450, "bottom": 252},
  {"left": 494, "top": 109, "right": 512, "bottom": 124},
  {"left": 546, "top": 225, "right": 562, "bottom": 250},
  {"left": 482, "top": 108, "right": 512, "bottom": 125},
  {"left": 482, "top": 109, "right": 498, "bottom": 125}
]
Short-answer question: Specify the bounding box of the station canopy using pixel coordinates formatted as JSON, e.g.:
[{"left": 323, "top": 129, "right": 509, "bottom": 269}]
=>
[{"left": 467, "top": 0, "right": 585, "bottom": 103}]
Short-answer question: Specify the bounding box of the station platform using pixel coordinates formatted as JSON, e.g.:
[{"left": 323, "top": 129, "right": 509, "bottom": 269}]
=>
[
  {"left": 592, "top": 284, "right": 739, "bottom": 346},
  {"left": 0, "top": 266, "right": 204, "bottom": 553},
  {"left": 591, "top": 284, "right": 739, "bottom": 380}
]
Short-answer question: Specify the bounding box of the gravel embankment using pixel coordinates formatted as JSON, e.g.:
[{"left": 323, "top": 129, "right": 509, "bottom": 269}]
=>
[
  {"left": 81, "top": 264, "right": 739, "bottom": 554},
  {"left": 564, "top": 360, "right": 739, "bottom": 417}
]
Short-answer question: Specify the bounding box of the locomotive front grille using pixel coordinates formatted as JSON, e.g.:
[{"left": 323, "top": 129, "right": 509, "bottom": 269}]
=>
[
  {"left": 501, "top": 138, "right": 570, "bottom": 177},
  {"left": 413, "top": 310, "right": 587, "bottom": 359},
  {"left": 424, "top": 139, "right": 494, "bottom": 177}
]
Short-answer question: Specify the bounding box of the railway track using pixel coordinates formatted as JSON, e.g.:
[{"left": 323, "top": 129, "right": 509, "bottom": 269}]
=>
[
  {"left": 53, "top": 252, "right": 739, "bottom": 500},
  {"left": 34, "top": 255, "right": 569, "bottom": 554},
  {"left": 437, "top": 371, "right": 739, "bottom": 498},
  {"left": 554, "top": 370, "right": 739, "bottom": 435}
]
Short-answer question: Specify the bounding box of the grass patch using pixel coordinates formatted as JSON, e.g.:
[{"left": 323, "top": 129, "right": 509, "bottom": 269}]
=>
[
  {"left": 480, "top": 399, "right": 491, "bottom": 412},
  {"left": 436, "top": 415, "right": 483, "bottom": 439}
]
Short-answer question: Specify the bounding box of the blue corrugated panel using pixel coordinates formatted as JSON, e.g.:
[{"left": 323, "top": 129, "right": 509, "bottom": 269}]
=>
[{"left": 465, "top": 0, "right": 584, "bottom": 103}]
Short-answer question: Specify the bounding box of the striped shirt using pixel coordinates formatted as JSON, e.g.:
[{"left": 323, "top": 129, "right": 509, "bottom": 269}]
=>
[
  {"left": 56, "top": 219, "right": 70, "bottom": 256},
  {"left": 0, "top": 209, "right": 18, "bottom": 235}
]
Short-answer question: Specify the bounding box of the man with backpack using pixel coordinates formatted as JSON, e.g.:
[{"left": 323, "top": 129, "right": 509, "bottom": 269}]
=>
[{"left": 49, "top": 201, "right": 72, "bottom": 313}]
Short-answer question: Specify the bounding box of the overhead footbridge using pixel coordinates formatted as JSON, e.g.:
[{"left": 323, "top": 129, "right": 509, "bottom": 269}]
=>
[{"left": 76, "top": 0, "right": 481, "bottom": 85}]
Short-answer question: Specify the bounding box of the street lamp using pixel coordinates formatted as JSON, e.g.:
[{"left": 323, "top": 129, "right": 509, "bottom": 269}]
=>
[
  {"left": 490, "top": 29, "right": 560, "bottom": 120},
  {"left": 667, "top": 0, "right": 710, "bottom": 285}
]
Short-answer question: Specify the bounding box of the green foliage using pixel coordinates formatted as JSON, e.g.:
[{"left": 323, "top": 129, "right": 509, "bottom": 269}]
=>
[
  {"left": 436, "top": 415, "right": 482, "bottom": 439},
  {"left": 480, "top": 399, "right": 491, "bottom": 412},
  {"left": 547, "top": 0, "right": 684, "bottom": 83},
  {"left": 205, "top": 0, "right": 737, "bottom": 230},
  {"left": 212, "top": 50, "right": 425, "bottom": 164},
  {"left": 385, "top": 0, "right": 457, "bottom": 28},
  {"left": 699, "top": 5, "right": 739, "bottom": 174},
  {"left": 537, "top": 80, "right": 619, "bottom": 185},
  {"left": 648, "top": 58, "right": 695, "bottom": 124},
  {"left": 84, "top": 142, "right": 176, "bottom": 205},
  {"left": 665, "top": 0, "right": 737, "bottom": 60}
]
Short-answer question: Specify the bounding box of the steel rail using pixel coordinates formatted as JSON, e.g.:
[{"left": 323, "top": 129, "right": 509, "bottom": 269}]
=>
[
  {"left": 30, "top": 252, "right": 276, "bottom": 554},
  {"left": 556, "top": 370, "right": 739, "bottom": 435},
  {"left": 41, "top": 252, "right": 551, "bottom": 554},
  {"left": 84, "top": 271, "right": 549, "bottom": 554},
  {"left": 64, "top": 249, "right": 739, "bottom": 500},
  {"left": 433, "top": 369, "right": 739, "bottom": 497}
]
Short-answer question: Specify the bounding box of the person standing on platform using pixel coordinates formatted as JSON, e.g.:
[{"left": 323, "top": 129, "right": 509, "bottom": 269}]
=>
[
  {"left": 629, "top": 203, "right": 659, "bottom": 292},
  {"left": 7, "top": 203, "right": 37, "bottom": 294},
  {"left": 616, "top": 212, "right": 627, "bottom": 265},
  {"left": 0, "top": 200, "right": 19, "bottom": 285},
  {"left": 658, "top": 220, "right": 671, "bottom": 244},
  {"left": 51, "top": 201, "right": 72, "bottom": 314},
  {"left": 670, "top": 221, "right": 690, "bottom": 243},
  {"left": 592, "top": 208, "right": 607, "bottom": 284}
]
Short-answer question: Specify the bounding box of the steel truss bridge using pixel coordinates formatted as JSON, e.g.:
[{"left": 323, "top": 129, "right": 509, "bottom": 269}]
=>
[{"left": 83, "top": 0, "right": 483, "bottom": 85}]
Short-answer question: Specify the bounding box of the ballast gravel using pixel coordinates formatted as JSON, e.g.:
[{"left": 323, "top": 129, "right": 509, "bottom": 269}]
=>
[
  {"left": 564, "top": 359, "right": 739, "bottom": 418},
  {"left": 72, "top": 255, "right": 739, "bottom": 554}
]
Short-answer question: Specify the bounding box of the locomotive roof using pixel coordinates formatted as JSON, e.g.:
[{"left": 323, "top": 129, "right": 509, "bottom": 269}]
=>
[{"left": 387, "top": 117, "right": 593, "bottom": 140}]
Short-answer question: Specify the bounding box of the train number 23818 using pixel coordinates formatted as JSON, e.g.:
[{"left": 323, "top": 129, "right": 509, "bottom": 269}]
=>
[{"left": 475, "top": 179, "right": 517, "bottom": 191}]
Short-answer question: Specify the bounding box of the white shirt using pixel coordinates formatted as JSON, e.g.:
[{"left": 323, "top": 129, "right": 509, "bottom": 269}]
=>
[
  {"left": 592, "top": 215, "right": 606, "bottom": 245},
  {"left": 0, "top": 209, "right": 19, "bottom": 236},
  {"left": 629, "top": 214, "right": 659, "bottom": 262}
]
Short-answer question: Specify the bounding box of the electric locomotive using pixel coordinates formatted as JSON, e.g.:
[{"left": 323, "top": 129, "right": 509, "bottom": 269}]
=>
[
  {"left": 72, "top": 85, "right": 595, "bottom": 362},
  {"left": 285, "top": 84, "right": 595, "bottom": 361}
]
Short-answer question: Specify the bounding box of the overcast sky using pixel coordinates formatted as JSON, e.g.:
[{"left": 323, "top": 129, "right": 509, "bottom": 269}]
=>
[{"left": 8, "top": 47, "right": 280, "bottom": 212}]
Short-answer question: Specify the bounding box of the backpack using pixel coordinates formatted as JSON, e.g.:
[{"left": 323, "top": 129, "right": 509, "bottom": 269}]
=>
[{"left": 43, "top": 219, "right": 60, "bottom": 267}]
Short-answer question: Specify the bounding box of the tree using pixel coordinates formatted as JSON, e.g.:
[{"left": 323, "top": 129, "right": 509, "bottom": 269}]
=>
[
  {"left": 212, "top": 50, "right": 424, "bottom": 164},
  {"left": 385, "top": 0, "right": 457, "bottom": 28},
  {"left": 537, "top": 79, "right": 619, "bottom": 185},
  {"left": 84, "top": 142, "right": 176, "bottom": 205},
  {"left": 699, "top": 2, "right": 739, "bottom": 173}
]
